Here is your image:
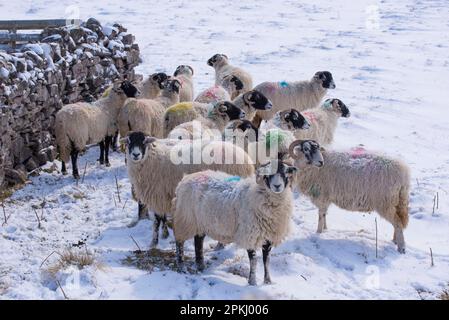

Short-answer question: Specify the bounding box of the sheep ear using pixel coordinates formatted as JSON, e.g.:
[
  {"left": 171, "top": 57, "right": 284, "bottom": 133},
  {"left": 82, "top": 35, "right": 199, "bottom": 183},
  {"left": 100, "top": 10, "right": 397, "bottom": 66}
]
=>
[
  {"left": 143, "top": 136, "right": 156, "bottom": 145},
  {"left": 222, "top": 54, "right": 228, "bottom": 59},
  {"left": 320, "top": 146, "right": 326, "bottom": 152},
  {"left": 188, "top": 66, "right": 194, "bottom": 75},
  {"left": 284, "top": 165, "right": 297, "bottom": 175}
]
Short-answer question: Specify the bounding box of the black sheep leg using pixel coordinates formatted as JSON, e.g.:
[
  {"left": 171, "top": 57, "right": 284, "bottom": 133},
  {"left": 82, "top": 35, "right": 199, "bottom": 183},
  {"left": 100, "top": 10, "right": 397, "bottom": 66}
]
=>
[
  {"left": 247, "top": 249, "right": 257, "bottom": 286},
  {"left": 70, "top": 149, "right": 80, "bottom": 180},
  {"left": 176, "top": 241, "right": 185, "bottom": 272},
  {"left": 61, "top": 161, "right": 67, "bottom": 175},
  {"left": 104, "top": 135, "right": 112, "bottom": 167},
  {"left": 194, "top": 234, "right": 206, "bottom": 272},
  {"left": 99, "top": 140, "right": 105, "bottom": 165},
  {"left": 138, "top": 201, "right": 149, "bottom": 220},
  {"left": 112, "top": 131, "right": 119, "bottom": 152},
  {"left": 161, "top": 215, "right": 169, "bottom": 239},
  {"left": 151, "top": 213, "right": 163, "bottom": 247},
  {"left": 262, "top": 240, "right": 272, "bottom": 284}
]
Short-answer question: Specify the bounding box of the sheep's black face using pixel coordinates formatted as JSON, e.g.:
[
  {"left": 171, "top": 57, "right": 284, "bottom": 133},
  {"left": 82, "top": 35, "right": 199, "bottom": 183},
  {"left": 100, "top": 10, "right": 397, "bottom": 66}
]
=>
[
  {"left": 218, "top": 101, "right": 246, "bottom": 120},
  {"left": 235, "top": 119, "right": 259, "bottom": 142},
  {"left": 120, "top": 80, "right": 140, "bottom": 98},
  {"left": 174, "top": 65, "right": 194, "bottom": 77},
  {"left": 281, "top": 109, "right": 310, "bottom": 131},
  {"left": 323, "top": 98, "right": 350, "bottom": 118},
  {"left": 229, "top": 75, "right": 243, "bottom": 91},
  {"left": 243, "top": 90, "right": 273, "bottom": 110},
  {"left": 300, "top": 140, "right": 323, "bottom": 167},
  {"left": 151, "top": 72, "right": 169, "bottom": 89},
  {"left": 257, "top": 161, "right": 297, "bottom": 194},
  {"left": 207, "top": 53, "right": 228, "bottom": 67},
  {"left": 166, "top": 79, "right": 182, "bottom": 94},
  {"left": 122, "top": 132, "right": 155, "bottom": 163},
  {"left": 315, "top": 71, "right": 336, "bottom": 89}
]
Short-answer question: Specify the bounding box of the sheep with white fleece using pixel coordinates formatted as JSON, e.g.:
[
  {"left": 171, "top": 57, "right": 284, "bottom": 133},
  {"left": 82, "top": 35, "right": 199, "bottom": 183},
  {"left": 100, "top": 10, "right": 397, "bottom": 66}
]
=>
[
  {"left": 55, "top": 80, "right": 139, "bottom": 179},
  {"left": 292, "top": 98, "right": 350, "bottom": 146},
  {"left": 121, "top": 132, "right": 255, "bottom": 247},
  {"left": 173, "top": 160, "right": 322, "bottom": 285},
  {"left": 207, "top": 54, "right": 253, "bottom": 99},
  {"left": 118, "top": 79, "right": 181, "bottom": 139},
  {"left": 173, "top": 65, "right": 194, "bottom": 102},
  {"left": 252, "top": 71, "right": 336, "bottom": 128},
  {"left": 288, "top": 140, "right": 410, "bottom": 253},
  {"left": 163, "top": 90, "right": 272, "bottom": 137}
]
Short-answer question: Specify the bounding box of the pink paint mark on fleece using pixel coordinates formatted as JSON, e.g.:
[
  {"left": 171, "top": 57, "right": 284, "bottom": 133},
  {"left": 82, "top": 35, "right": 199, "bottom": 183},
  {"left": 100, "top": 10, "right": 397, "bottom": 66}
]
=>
[
  {"left": 203, "top": 87, "right": 219, "bottom": 100},
  {"left": 262, "top": 82, "right": 277, "bottom": 94},
  {"left": 349, "top": 146, "right": 366, "bottom": 158},
  {"left": 302, "top": 111, "right": 317, "bottom": 124},
  {"left": 194, "top": 173, "right": 210, "bottom": 184}
]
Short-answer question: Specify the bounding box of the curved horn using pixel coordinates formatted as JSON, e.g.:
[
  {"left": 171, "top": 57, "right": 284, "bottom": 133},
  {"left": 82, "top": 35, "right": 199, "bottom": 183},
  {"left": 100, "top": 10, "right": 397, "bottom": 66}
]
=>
[{"left": 288, "top": 140, "right": 304, "bottom": 160}]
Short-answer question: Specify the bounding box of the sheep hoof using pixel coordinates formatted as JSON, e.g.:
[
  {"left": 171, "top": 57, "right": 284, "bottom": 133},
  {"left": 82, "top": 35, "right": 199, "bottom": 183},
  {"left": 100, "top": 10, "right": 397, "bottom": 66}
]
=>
[
  {"left": 62, "top": 170, "right": 67, "bottom": 176},
  {"left": 73, "top": 173, "right": 80, "bottom": 180},
  {"left": 264, "top": 278, "right": 272, "bottom": 285},
  {"left": 248, "top": 278, "right": 257, "bottom": 286},
  {"left": 150, "top": 240, "right": 158, "bottom": 248},
  {"left": 214, "top": 242, "right": 225, "bottom": 251},
  {"left": 177, "top": 264, "right": 187, "bottom": 273},
  {"left": 196, "top": 262, "right": 206, "bottom": 272},
  {"left": 98, "top": 159, "right": 104, "bottom": 165},
  {"left": 397, "top": 247, "right": 406, "bottom": 254},
  {"left": 105, "top": 162, "right": 111, "bottom": 167}
]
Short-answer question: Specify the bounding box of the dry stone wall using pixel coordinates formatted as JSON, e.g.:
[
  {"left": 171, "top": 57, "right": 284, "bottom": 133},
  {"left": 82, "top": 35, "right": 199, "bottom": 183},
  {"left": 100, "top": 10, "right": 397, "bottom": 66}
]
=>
[{"left": 0, "top": 18, "right": 140, "bottom": 187}]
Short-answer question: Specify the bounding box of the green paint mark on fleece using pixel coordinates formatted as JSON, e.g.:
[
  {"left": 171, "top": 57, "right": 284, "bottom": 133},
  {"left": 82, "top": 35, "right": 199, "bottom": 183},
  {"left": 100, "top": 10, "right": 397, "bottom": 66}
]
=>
[
  {"left": 309, "top": 184, "right": 320, "bottom": 198},
  {"left": 224, "top": 176, "right": 241, "bottom": 183},
  {"left": 265, "top": 129, "right": 288, "bottom": 150}
]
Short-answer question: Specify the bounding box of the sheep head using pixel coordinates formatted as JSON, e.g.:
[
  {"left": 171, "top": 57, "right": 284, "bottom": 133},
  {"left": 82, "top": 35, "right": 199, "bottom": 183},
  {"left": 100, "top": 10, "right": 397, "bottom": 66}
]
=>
[
  {"left": 120, "top": 132, "right": 156, "bottom": 163},
  {"left": 313, "top": 71, "right": 336, "bottom": 89},
  {"left": 207, "top": 53, "right": 228, "bottom": 67},
  {"left": 274, "top": 109, "right": 310, "bottom": 131},
  {"left": 256, "top": 160, "right": 297, "bottom": 194},
  {"left": 288, "top": 140, "right": 324, "bottom": 167},
  {"left": 322, "top": 98, "right": 350, "bottom": 118}
]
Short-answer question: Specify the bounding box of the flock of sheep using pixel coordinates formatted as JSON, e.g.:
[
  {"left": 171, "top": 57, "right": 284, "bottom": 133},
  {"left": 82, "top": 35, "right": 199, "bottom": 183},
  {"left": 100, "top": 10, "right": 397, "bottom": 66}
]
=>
[{"left": 54, "top": 53, "right": 410, "bottom": 285}]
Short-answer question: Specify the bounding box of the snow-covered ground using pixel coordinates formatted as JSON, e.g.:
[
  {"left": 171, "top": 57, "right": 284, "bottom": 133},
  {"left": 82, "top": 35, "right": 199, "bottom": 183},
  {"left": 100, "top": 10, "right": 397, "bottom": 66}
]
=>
[{"left": 1, "top": 0, "right": 449, "bottom": 299}]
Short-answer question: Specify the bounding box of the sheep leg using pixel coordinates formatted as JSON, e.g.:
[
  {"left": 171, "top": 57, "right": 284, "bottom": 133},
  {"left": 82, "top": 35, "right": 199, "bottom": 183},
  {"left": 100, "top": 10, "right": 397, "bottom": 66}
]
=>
[
  {"left": 214, "top": 242, "right": 225, "bottom": 251},
  {"left": 151, "top": 213, "right": 163, "bottom": 248},
  {"left": 161, "top": 215, "right": 170, "bottom": 239},
  {"left": 138, "top": 202, "right": 149, "bottom": 220},
  {"left": 317, "top": 205, "right": 329, "bottom": 233},
  {"left": 98, "top": 140, "right": 105, "bottom": 165},
  {"left": 70, "top": 149, "right": 80, "bottom": 180},
  {"left": 112, "top": 131, "right": 119, "bottom": 152},
  {"left": 194, "top": 234, "right": 206, "bottom": 272},
  {"left": 394, "top": 225, "right": 406, "bottom": 254},
  {"left": 61, "top": 161, "right": 67, "bottom": 175},
  {"left": 247, "top": 249, "right": 257, "bottom": 286},
  {"left": 176, "top": 241, "right": 185, "bottom": 272},
  {"left": 251, "top": 114, "right": 263, "bottom": 129},
  {"left": 104, "top": 135, "right": 112, "bottom": 167},
  {"left": 262, "top": 241, "right": 272, "bottom": 284}
]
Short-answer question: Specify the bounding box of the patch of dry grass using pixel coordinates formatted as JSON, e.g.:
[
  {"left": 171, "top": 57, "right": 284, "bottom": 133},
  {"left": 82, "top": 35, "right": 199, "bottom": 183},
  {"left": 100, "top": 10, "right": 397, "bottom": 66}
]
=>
[
  {"left": 123, "top": 248, "right": 196, "bottom": 273},
  {"left": 45, "top": 248, "right": 102, "bottom": 278}
]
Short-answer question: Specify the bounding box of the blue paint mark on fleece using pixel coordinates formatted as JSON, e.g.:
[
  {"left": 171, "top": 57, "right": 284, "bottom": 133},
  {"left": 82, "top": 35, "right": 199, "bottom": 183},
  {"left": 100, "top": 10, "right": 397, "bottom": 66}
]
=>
[
  {"left": 279, "top": 81, "right": 289, "bottom": 88},
  {"left": 224, "top": 176, "right": 241, "bottom": 183}
]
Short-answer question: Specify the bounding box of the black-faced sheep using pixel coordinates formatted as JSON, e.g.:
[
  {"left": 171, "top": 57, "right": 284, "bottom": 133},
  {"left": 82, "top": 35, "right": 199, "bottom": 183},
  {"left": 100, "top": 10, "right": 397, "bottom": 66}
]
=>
[
  {"left": 118, "top": 79, "right": 181, "bottom": 139},
  {"left": 252, "top": 71, "right": 336, "bottom": 128},
  {"left": 172, "top": 160, "right": 311, "bottom": 285},
  {"left": 288, "top": 140, "right": 410, "bottom": 253},
  {"left": 168, "top": 101, "right": 246, "bottom": 140},
  {"left": 207, "top": 54, "right": 253, "bottom": 99},
  {"left": 55, "top": 80, "right": 139, "bottom": 179},
  {"left": 173, "top": 65, "right": 194, "bottom": 102},
  {"left": 163, "top": 90, "right": 272, "bottom": 137},
  {"left": 121, "top": 132, "right": 255, "bottom": 247},
  {"left": 293, "top": 98, "right": 350, "bottom": 146}
]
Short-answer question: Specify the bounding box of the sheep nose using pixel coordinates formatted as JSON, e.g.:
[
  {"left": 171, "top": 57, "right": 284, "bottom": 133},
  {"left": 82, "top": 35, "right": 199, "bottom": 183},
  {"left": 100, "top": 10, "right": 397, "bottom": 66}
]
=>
[
  {"left": 132, "top": 152, "right": 140, "bottom": 158},
  {"left": 274, "top": 184, "right": 281, "bottom": 189},
  {"left": 240, "top": 111, "right": 246, "bottom": 119}
]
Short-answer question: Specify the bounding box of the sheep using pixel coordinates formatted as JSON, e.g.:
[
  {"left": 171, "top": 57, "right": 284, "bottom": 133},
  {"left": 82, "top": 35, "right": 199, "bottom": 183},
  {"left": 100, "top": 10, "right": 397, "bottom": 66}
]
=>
[
  {"left": 140, "top": 72, "right": 168, "bottom": 99},
  {"left": 207, "top": 54, "right": 253, "bottom": 99},
  {"left": 121, "top": 131, "right": 255, "bottom": 248},
  {"left": 224, "top": 109, "right": 310, "bottom": 163},
  {"left": 173, "top": 65, "right": 194, "bottom": 102},
  {"left": 288, "top": 140, "right": 410, "bottom": 253},
  {"left": 163, "top": 90, "right": 272, "bottom": 137},
  {"left": 55, "top": 80, "right": 140, "bottom": 179},
  {"left": 194, "top": 85, "right": 231, "bottom": 104},
  {"left": 168, "top": 101, "right": 246, "bottom": 141},
  {"left": 292, "top": 98, "right": 350, "bottom": 146},
  {"left": 118, "top": 79, "right": 181, "bottom": 139},
  {"left": 109, "top": 73, "right": 168, "bottom": 151},
  {"left": 251, "top": 71, "right": 336, "bottom": 128},
  {"left": 172, "top": 160, "right": 302, "bottom": 285}
]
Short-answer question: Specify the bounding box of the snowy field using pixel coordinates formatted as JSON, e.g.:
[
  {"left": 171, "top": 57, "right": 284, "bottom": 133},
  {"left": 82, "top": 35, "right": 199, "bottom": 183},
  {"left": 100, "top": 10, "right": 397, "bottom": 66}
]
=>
[{"left": 1, "top": 0, "right": 449, "bottom": 299}]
